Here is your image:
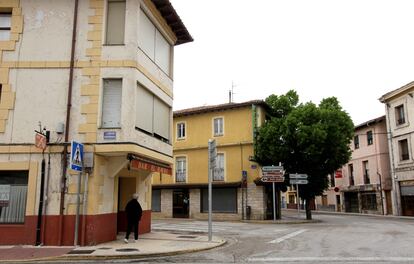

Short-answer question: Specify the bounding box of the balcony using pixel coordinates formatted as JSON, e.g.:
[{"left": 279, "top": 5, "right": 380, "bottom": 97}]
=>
[{"left": 175, "top": 171, "right": 186, "bottom": 182}]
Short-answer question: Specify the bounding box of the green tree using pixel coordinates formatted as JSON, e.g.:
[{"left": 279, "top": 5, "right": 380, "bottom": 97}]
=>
[{"left": 256, "top": 90, "right": 354, "bottom": 219}]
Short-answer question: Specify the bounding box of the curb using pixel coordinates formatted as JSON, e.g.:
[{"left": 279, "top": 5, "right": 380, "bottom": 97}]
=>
[
  {"left": 241, "top": 219, "right": 321, "bottom": 224},
  {"left": 282, "top": 209, "right": 414, "bottom": 220}
]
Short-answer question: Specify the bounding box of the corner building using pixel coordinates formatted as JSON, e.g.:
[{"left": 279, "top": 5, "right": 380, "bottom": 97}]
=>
[
  {"left": 152, "top": 101, "right": 277, "bottom": 221},
  {"left": 0, "top": 0, "right": 192, "bottom": 245}
]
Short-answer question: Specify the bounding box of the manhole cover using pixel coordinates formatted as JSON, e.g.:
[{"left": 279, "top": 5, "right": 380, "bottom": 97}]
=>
[
  {"left": 98, "top": 247, "right": 112, "bottom": 250},
  {"left": 116, "top": 248, "right": 139, "bottom": 252},
  {"left": 177, "top": 235, "right": 197, "bottom": 239},
  {"left": 67, "top": 250, "right": 95, "bottom": 254}
]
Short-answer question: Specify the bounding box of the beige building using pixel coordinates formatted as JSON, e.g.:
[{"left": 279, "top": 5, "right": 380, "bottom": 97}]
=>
[
  {"left": 152, "top": 101, "right": 275, "bottom": 221},
  {"left": 0, "top": 0, "right": 191, "bottom": 245},
  {"left": 380, "top": 81, "right": 414, "bottom": 216}
]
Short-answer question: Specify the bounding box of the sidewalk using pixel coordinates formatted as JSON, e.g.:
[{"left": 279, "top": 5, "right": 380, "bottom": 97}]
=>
[{"left": 0, "top": 231, "right": 225, "bottom": 263}]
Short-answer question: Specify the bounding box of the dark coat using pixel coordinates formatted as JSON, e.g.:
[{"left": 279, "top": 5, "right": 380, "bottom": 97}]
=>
[{"left": 125, "top": 198, "right": 143, "bottom": 222}]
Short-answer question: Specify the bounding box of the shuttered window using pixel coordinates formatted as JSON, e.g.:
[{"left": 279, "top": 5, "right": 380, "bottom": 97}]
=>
[
  {"left": 0, "top": 13, "right": 11, "bottom": 41},
  {"left": 105, "top": 0, "right": 126, "bottom": 45},
  {"left": 102, "top": 79, "right": 122, "bottom": 128},
  {"left": 136, "top": 84, "right": 154, "bottom": 133},
  {"left": 201, "top": 188, "right": 237, "bottom": 213},
  {"left": 135, "top": 83, "right": 171, "bottom": 142},
  {"left": 138, "top": 9, "right": 171, "bottom": 75}
]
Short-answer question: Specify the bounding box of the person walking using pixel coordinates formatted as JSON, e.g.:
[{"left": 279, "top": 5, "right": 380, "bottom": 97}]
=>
[{"left": 124, "top": 193, "right": 143, "bottom": 243}]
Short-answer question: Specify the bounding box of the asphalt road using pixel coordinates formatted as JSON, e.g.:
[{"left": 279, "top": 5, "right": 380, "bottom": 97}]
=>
[{"left": 38, "top": 212, "right": 414, "bottom": 264}]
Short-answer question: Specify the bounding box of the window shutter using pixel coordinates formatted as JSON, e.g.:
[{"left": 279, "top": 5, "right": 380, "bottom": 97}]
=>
[
  {"left": 102, "top": 79, "right": 122, "bottom": 128},
  {"left": 155, "top": 30, "right": 170, "bottom": 73},
  {"left": 138, "top": 10, "right": 156, "bottom": 59},
  {"left": 136, "top": 84, "right": 154, "bottom": 133},
  {"left": 106, "top": 0, "right": 126, "bottom": 44},
  {"left": 153, "top": 97, "right": 170, "bottom": 140}
]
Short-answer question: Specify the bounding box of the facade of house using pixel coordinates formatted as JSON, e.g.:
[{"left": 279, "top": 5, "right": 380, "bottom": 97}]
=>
[
  {"left": 0, "top": 0, "right": 191, "bottom": 245},
  {"left": 313, "top": 116, "right": 392, "bottom": 215},
  {"left": 151, "top": 101, "right": 275, "bottom": 221},
  {"left": 380, "top": 81, "right": 414, "bottom": 216}
]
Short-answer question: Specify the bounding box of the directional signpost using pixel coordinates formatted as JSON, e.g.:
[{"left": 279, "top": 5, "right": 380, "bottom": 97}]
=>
[
  {"left": 289, "top": 173, "right": 308, "bottom": 219},
  {"left": 207, "top": 139, "right": 216, "bottom": 242},
  {"left": 261, "top": 165, "right": 285, "bottom": 221}
]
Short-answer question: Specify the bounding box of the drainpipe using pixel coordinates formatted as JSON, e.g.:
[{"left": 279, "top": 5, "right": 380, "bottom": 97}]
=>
[
  {"left": 385, "top": 104, "right": 400, "bottom": 216},
  {"left": 59, "top": 0, "right": 79, "bottom": 245}
]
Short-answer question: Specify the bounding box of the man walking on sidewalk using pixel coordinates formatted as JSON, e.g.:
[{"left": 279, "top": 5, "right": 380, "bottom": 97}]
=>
[{"left": 124, "top": 193, "right": 143, "bottom": 243}]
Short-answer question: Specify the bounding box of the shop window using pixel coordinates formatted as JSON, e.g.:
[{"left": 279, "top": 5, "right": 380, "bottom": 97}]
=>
[
  {"left": 201, "top": 188, "right": 237, "bottom": 213},
  {"left": 102, "top": 79, "right": 122, "bottom": 128},
  {"left": 399, "top": 139, "right": 410, "bottom": 161},
  {"left": 151, "top": 189, "right": 161, "bottom": 212},
  {"left": 0, "top": 13, "right": 11, "bottom": 41},
  {"left": 361, "top": 192, "right": 377, "bottom": 210},
  {"left": 175, "top": 157, "right": 186, "bottom": 182},
  {"left": 0, "top": 171, "right": 28, "bottom": 224}
]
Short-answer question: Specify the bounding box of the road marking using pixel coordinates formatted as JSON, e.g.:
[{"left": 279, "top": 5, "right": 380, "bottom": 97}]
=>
[
  {"left": 248, "top": 257, "right": 414, "bottom": 262},
  {"left": 268, "top": 229, "right": 307, "bottom": 244}
]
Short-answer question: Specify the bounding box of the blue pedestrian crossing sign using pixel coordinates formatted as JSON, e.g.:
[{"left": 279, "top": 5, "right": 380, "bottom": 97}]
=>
[{"left": 70, "top": 140, "right": 84, "bottom": 171}]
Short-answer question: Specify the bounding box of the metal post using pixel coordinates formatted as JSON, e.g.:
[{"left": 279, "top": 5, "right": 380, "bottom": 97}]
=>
[
  {"left": 74, "top": 171, "right": 82, "bottom": 246},
  {"left": 208, "top": 140, "right": 213, "bottom": 242},
  {"left": 297, "top": 183, "right": 300, "bottom": 219},
  {"left": 272, "top": 182, "right": 276, "bottom": 221}
]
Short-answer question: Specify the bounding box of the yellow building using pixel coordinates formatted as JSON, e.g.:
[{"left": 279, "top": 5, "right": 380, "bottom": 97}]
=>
[
  {"left": 0, "top": 0, "right": 191, "bottom": 246},
  {"left": 152, "top": 100, "right": 273, "bottom": 220}
]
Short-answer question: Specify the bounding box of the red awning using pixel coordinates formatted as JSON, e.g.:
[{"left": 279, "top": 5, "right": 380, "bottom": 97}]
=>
[{"left": 130, "top": 158, "right": 172, "bottom": 175}]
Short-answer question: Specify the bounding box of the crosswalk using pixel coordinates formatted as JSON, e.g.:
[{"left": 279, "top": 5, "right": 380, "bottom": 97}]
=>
[{"left": 151, "top": 220, "right": 248, "bottom": 233}]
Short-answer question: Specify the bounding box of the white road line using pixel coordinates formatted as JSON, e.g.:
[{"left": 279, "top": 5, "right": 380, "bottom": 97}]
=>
[
  {"left": 268, "top": 229, "right": 307, "bottom": 244},
  {"left": 248, "top": 257, "right": 414, "bottom": 262}
]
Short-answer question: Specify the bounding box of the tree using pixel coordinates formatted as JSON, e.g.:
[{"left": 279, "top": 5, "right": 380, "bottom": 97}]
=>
[{"left": 256, "top": 90, "right": 354, "bottom": 219}]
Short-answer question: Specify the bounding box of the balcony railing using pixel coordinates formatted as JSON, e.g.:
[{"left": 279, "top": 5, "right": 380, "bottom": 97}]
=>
[
  {"left": 213, "top": 168, "right": 224, "bottom": 181},
  {"left": 175, "top": 171, "right": 186, "bottom": 182}
]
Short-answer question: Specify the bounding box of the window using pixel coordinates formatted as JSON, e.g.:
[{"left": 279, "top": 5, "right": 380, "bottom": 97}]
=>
[
  {"left": 367, "top": 131, "right": 373, "bottom": 145},
  {"left": 175, "top": 157, "right": 186, "bottom": 182},
  {"left": 395, "top": 105, "right": 405, "bottom": 125},
  {"left": 213, "top": 117, "right": 224, "bottom": 136},
  {"left": 354, "top": 135, "right": 359, "bottom": 149},
  {"left": 105, "top": 0, "right": 126, "bottom": 44},
  {"left": 135, "top": 84, "right": 171, "bottom": 142},
  {"left": 0, "top": 171, "right": 28, "bottom": 224},
  {"left": 138, "top": 10, "right": 171, "bottom": 74},
  {"left": 0, "top": 13, "right": 11, "bottom": 41},
  {"left": 361, "top": 192, "right": 377, "bottom": 210},
  {"left": 177, "top": 122, "right": 185, "bottom": 139},
  {"left": 399, "top": 139, "right": 410, "bottom": 161},
  {"left": 102, "top": 79, "right": 122, "bottom": 128},
  {"left": 201, "top": 188, "right": 237, "bottom": 213},
  {"left": 363, "top": 160, "right": 370, "bottom": 184},
  {"left": 151, "top": 189, "right": 161, "bottom": 212},
  {"left": 348, "top": 164, "right": 354, "bottom": 186},
  {"left": 213, "top": 153, "right": 224, "bottom": 181},
  {"left": 330, "top": 173, "right": 335, "bottom": 187}
]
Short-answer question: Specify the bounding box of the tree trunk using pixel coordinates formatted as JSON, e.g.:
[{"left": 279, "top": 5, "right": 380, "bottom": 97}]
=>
[{"left": 305, "top": 198, "right": 312, "bottom": 220}]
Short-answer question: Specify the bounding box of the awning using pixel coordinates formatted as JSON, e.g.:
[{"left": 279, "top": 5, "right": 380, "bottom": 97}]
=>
[{"left": 130, "top": 156, "right": 172, "bottom": 175}]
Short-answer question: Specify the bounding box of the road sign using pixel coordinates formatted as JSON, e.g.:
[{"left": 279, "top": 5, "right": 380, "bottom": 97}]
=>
[
  {"left": 208, "top": 139, "right": 217, "bottom": 167},
  {"left": 35, "top": 132, "right": 47, "bottom": 150},
  {"left": 261, "top": 176, "right": 285, "bottom": 183},
  {"left": 290, "top": 179, "right": 308, "bottom": 185},
  {"left": 70, "top": 141, "right": 84, "bottom": 171},
  {"left": 289, "top": 173, "right": 308, "bottom": 179},
  {"left": 262, "top": 166, "right": 283, "bottom": 172}
]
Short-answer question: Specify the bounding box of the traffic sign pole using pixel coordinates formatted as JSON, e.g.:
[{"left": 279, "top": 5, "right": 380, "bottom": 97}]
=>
[
  {"left": 297, "top": 183, "right": 300, "bottom": 219},
  {"left": 74, "top": 171, "right": 82, "bottom": 246},
  {"left": 273, "top": 182, "right": 276, "bottom": 222},
  {"left": 208, "top": 139, "right": 216, "bottom": 242}
]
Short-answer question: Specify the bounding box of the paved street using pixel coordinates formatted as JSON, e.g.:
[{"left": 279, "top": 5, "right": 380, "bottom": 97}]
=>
[{"left": 20, "top": 212, "right": 414, "bottom": 264}]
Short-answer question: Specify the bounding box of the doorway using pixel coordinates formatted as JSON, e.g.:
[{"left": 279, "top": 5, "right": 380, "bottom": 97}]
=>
[
  {"left": 173, "top": 189, "right": 189, "bottom": 218},
  {"left": 117, "top": 177, "right": 136, "bottom": 233},
  {"left": 344, "top": 192, "right": 359, "bottom": 213}
]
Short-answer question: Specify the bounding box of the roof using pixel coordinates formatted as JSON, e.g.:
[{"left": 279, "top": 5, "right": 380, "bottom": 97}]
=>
[
  {"left": 379, "top": 81, "right": 414, "bottom": 103},
  {"left": 151, "top": 0, "right": 193, "bottom": 45},
  {"left": 173, "top": 100, "right": 268, "bottom": 117},
  {"left": 354, "top": 115, "right": 385, "bottom": 130}
]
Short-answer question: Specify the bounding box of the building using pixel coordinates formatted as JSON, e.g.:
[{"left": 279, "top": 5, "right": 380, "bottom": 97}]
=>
[
  {"left": 380, "top": 81, "right": 414, "bottom": 216},
  {"left": 0, "top": 0, "right": 192, "bottom": 246},
  {"left": 152, "top": 100, "right": 274, "bottom": 220},
  {"left": 313, "top": 116, "right": 392, "bottom": 215}
]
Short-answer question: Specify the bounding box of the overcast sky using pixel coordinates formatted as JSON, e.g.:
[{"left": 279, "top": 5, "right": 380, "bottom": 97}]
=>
[{"left": 170, "top": 0, "right": 414, "bottom": 125}]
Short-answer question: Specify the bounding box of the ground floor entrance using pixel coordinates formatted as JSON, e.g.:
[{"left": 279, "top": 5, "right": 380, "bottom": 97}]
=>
[
  {"left": 401, "top": 184, "right": 414, "bottom": 216},
  {"left": 173, "top": 189, "right": 189, "bottom": 218},
  {"left": 344, "top": 192, "right": 359, "bottom": 213}
]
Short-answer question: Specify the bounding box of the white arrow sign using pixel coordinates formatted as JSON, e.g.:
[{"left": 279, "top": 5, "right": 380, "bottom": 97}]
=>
[
  {"left": 290, "top": 179, "right": 308, "bottom": 185},
  {"left": 289, "top": 173, "right": 308, "bottom": 179}
]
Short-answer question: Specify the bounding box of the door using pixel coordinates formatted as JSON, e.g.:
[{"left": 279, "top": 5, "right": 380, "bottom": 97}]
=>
[
  {"left": 401, "top": 185, "right": 414, "bottom": 216},
  {"left": 385, "top": 191, "right": 392, "bottom": 215},
  {"left": 173, "top": 189, "right": 189, "bottom": 218}
]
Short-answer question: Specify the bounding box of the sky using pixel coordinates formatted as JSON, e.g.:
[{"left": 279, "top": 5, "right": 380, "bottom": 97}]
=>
[{"left": 170, "top": 0, "right": 414, "bottom": 125}]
